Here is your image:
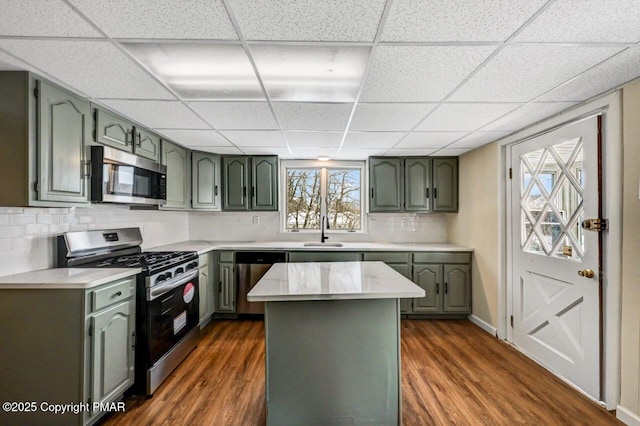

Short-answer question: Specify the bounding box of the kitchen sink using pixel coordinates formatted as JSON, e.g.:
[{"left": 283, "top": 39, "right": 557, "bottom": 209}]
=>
[{"left": 303, "top": 242, "right": 344, "bottom": 247}]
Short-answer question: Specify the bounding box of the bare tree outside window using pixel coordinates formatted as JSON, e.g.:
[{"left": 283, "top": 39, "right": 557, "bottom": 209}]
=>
[{"left": 285, "top": 165, "right": 363, "bottom": 231}]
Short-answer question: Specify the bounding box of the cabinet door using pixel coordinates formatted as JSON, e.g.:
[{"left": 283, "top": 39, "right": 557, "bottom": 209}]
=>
[
  {"left": 95, "top": 108, "right": 133, "bottom": 152},
  {"left": 160, "top": 140, "right": 188, "bottom": 210},
  {"left": 191, "top": 152, "right": 221, "bottom": 210},
  {"left": 90, "top": 300, "right": 134, "bottom": 413},
  {"left": 37, "top": 80, "right": 90, "bottom": 203},
  {"left": 443, "top": 264, "right": 470, "bottom": 313},
  {"left": 369, "top": 157, "right": 402, "bottom": 212},
  {"left": 251, "top": 156, "right": 278, "bottom": 211},
  {"left": 404, "top": 157, "right": 431, "bottom": 211},
  {"left": 218, "top": 262, "right": 236, "bottom": 312},
  {"left": 412, "top": 264, "right": 442, "bottom": 313},
  {"left": 199, "top": 265, "right": 210, "bottom": 326},
  {"left": 135, "top": 128, "right": 161, "bottom": 162},
  {"left": 432, "top": 158, "right": 458, "bottom": 212},
  {"left": 223, "top": 156, "right": 249, "bottom": 210}
]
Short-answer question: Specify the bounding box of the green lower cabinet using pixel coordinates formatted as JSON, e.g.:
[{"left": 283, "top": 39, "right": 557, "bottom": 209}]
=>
[
  {"left": 199, "top": 253, "right": 215, "bottom": 327},
  {"left": 218, "top": 262, "right": 236, "bottom": 313},
  {"left": 288, "top": 251, "right": 361, "bottom": 262},
  {"left": 412, "top": 264, "right": 443, "bottom": 313},
  {"left": 388, "top": 263, "right": 412, "bottom": 313},
  {"left": 443, "top": 264, "right": 471, "bottom": 313}
]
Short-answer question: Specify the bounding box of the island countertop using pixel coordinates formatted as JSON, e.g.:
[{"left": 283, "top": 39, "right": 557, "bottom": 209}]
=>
[{"left": 247, "top": 261, "right": 425, "bottom": 302}]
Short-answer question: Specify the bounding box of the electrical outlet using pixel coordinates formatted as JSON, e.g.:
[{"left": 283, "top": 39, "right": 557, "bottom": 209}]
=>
[
  {"left": 253, "top": 216, "right": 260, "bottom": 225},
  {"left": 401, "top": 219, "right": 406, "bottom": 228}
]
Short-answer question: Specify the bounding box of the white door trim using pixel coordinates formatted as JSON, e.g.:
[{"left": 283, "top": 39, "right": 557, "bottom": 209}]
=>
[{"left": 497, "top": 92, "right": 622, "bottom": 410}]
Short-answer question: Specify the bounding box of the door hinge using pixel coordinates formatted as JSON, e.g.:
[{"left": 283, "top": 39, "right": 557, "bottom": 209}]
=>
[
  {"left": 510, "top": 315, "right": 514, "bottom": 327},
  {"left": 582, "top": 218, "right": 608, "bottom": 232},
  {"left": 509, "top": 168, "right": 512, "bottom": 179}
]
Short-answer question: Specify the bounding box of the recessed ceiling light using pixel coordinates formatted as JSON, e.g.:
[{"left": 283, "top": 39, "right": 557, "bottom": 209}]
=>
[{"left": 318, "top": 156, "right": 331, "bottom": 161}]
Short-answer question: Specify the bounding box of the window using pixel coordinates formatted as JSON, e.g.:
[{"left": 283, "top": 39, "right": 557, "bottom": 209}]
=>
[{"left": 282, "top": 160, "right": 365, "bottom": 232}]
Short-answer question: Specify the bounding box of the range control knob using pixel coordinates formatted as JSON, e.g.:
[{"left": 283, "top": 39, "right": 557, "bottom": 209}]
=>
[{"left": 186, "top": 261, "right": 198, "bottom": 271}]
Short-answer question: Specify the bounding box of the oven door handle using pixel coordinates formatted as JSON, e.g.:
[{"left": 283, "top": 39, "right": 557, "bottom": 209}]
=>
[{"left": 148, "top": 269, "right": 199, "bottom": 301}]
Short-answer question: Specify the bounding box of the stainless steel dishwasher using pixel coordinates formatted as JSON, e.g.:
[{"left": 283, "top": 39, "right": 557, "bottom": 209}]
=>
[{"left": 236, "top": 251, "right": 286, "bottom": 314}]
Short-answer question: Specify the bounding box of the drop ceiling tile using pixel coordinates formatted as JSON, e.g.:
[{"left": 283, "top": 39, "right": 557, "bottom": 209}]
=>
[
  {"left": 395, "top": 132, "right": 468, "bottom": 149},
  {"left": 153, "top": 129, "right": 232, "bottom": 147},
  {"left": 0, "top": 39, "right": 174, "bottom": 99},
  {"left": 381, "top": 0, "right": 546, "bottom": 42},
  {"left": 284, "top": 131, "right": 343, "bottom": 148},
  {"left": 275, "top": 103, "right": 353, "bottom": 131},
  {"left": 189, "top": 102, "right": 277, "bottom": 129},
  {"left": 449, "top": 44, "right": 625, "bottom": 102},
  {"left": 360, "top": 45, "right": 497, "bottom": 102},
  {"left": 342, "top": 132, "right": 405, "bottom": 149},
  {"left": 431, "top": 148, "right": 471, "bottom": 156},
  {"left": 99, "top": 100, "right": 209, "bottom": 129},
  {"left": 289, "top": 147, "right": 339, "bottom": 160},
  {"left": 189, "top": 146, "right": 244, "bottom": 155},
  {"left": 387, "top": 148, "right": 438, "bottom": 157},
  {"left": 481, "top": 102, "right": 578, "bottom": 132},
  {"left": 0, "top": 0, "right": 101, "bottom": 37},
  {"left": 227, "top": 0, "right": 386, "bottom": 42},
  {"left": 220, "top": 130, "right": 286, "bottom": 147},
  {"left": 336, "top": 148, "right": 388, "bottom": 160},
  {"left": 350, "top": 103, "right": 437, "bottom": 131},
  {"left": 449, "top": 131, "right": 512, "bottom": 148},
  {"left": 240, "top": 147, "right": 292, "bottom": 157},
  {"left": 415, "top": 103, "right": 520, "bottom": 131},
  {"left": 123, "top": 43, "right": 262, "bottom": 100},
  {"left": 515, "top": 0, "right": 640, "bottom": 43},
  {"left": 251, "top": 44, "right": 370, "bottom": 102},
  {"left": 538, "top": 47, "right": 640, "bottom": 102},
  {"left": 69, "top": 0, "right": 237, "bottom": 39}
]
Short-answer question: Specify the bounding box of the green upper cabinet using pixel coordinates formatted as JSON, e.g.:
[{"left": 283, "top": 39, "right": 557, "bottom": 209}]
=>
[
  {"left": 191, "top": 151, "right": 221, "bottom": 211},
  {"left": 251, "top": 156, "right": 278, "bottom": 211},
  {"left": 223, "top": 155, "right": 278, "bottom": 211},
  {"left": 37, "top": 80, "right": 91, "bottom": 204},
  {"left": 223, "top": 156, "right": 250, "bottom": 210},
  {"left": 160, "top": 140, "right": 188, "bottom": 210},
  {"left": 367, "top": 156, "right": 458, "bottom": 213},
  {"left": 369, "top": 157, "right": 402, "bottom": 212},
  {"left": 432, "top": 158, "right": 458, "bottom": 212},
  {"left": 94, "top": 108, "right": 160, "bottom": 162},
  {"left": 134, "top": 127, "right": 161, "bottom": 162},
  {"left": 404, "top": 157, "right": 431, "bottom": 211},
  {"left": 94, "top": 108, "right": 133, "bottom": 152}
]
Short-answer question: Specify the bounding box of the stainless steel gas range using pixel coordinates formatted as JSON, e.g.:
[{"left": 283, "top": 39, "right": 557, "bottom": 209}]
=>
[{"left": 57, "top": 228, "right": 200, "bottom": 396}]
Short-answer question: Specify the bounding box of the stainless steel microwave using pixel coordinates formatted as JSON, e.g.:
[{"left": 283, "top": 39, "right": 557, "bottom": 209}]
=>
[{"left": 91, "top": 146, "right": 167, "bottom": 205}]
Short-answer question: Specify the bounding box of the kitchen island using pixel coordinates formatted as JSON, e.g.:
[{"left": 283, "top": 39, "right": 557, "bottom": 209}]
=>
[{"left": 248, "top": 261, "right": 425, "bottom": 426}]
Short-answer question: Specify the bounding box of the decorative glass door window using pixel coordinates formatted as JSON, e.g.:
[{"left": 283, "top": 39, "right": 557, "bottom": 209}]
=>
[{"left": 520, "top": 138, "right": 584, "bottom": 260}]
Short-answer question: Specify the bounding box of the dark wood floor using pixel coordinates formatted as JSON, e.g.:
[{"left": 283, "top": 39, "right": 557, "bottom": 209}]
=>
[{"left": 102, "top": 319, "right": 620, "bottom": 425}]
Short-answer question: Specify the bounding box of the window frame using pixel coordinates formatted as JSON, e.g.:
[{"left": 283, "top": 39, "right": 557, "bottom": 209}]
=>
[{"left": 280, "top": 159, "right": 367, "bottom": 234}]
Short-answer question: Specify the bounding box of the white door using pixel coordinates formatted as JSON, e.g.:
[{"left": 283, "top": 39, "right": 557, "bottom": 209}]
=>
[{"left": 510, "top": 115, "right": 601, "bottom": 399}]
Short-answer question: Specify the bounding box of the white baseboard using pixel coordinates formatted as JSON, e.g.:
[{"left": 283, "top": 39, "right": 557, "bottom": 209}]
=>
[
  {"left": 468, "top": 314, "right": 497, "bottom": 337},
  {"left": 617, "top": 405, "right": 640, "bottom": 426}
]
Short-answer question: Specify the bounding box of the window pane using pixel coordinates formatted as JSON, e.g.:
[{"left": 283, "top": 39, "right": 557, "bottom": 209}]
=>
[
  {"left": 286, "top": 168, "right": 321, "bottom": 230},
  {"left": 327, "top": 169, "right": 361, "bottom": 230}
]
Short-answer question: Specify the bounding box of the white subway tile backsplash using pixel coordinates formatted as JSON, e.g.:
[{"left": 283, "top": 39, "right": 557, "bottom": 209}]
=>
[
  {"left": 0, "top": 226, "right": 23, "bottom": 238},
  {"left": 0, "top": 215, "right": 8, "bottom": 226},
  {"left": 0, "top": 239, "right": 11, "bottom": 251},
  {"left": 10, "top": 215, "right": 36, "bottom": 225}
]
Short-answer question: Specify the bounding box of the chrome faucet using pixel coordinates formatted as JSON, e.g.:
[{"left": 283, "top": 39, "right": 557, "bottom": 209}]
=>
[{"left": 321, "top": 215, "right": 330, "bottom": 243}]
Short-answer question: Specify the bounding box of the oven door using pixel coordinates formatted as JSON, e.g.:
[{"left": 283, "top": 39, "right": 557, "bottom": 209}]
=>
[{"left": 147, "top": 270, "right": 199, "bottom": 365}]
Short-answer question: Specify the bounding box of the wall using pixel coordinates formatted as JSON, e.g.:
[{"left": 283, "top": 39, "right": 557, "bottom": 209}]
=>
[
  {"left": 0, "top": 204, "right": 188, "bottom": 276},
  {"left": 188, "top": 211, "right": 448, "bottom": 243},
  {"left": 619, "top": 79, "right": 640, "bottom": 422},
  {"left": 447, "top": 142, "right": 500, "bottom": 329}
]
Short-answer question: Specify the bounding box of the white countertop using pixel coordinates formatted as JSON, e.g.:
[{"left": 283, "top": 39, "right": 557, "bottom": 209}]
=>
[
  {"left": 149, "top": 240, "right": 473, "bottom": 255},
  {"left": 247, "top": 261, "right": 425, "bottom": 302},
  {"left": 0, "top": 268, "right": 141, "bottom": 289}
]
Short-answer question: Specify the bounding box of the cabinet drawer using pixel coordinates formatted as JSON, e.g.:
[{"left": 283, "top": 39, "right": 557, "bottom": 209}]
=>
[
  {"left": 219, "top": 251, "right": 234, "bottom": 263},
  {"left": 413, "top": 252, "right": 471, "bottom": 264},
  {"left": 362, "top": 252, "right": 409, "bottom": 263},
  {"left": 199, "top": 253, "right": 209, "bottom": 267},
  {"left": 92, "top": 277, "right": 135, "bottom": 312},
  {"left": 288, "top": 251, "right": 361, "bottom": 263}
]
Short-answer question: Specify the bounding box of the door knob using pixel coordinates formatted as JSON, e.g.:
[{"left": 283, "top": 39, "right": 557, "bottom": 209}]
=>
[{"left": 577, "top": 269, "right": 595, "bottom": 279}]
